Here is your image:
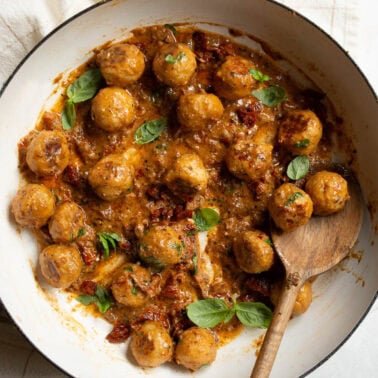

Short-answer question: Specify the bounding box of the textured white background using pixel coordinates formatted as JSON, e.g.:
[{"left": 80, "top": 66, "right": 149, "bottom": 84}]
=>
[{"left": 0, "top": 0, "right": 377, "bottom": 377}]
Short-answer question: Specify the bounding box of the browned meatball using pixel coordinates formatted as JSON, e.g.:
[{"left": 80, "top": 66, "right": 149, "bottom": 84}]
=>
[
  {"left": 268, "top": 183, "right": 313, "bottom": 231},
  {"left": 26, "top": 130, "right": 69, "bottom": 176},
  {"left": 175, "top": 327, "right": 217, "bottom": 371},
  {"left": 214, "top": 56, "right": 256, "bottom": 100},
  {"left": 88, "top": 153, "right": 134, "bottom": 201},
  {"left": 305, "top": 171, "right": 350, "bottom": 215},
  {"left": 165, "top": 153, "right": 208, "bottom": 194},
  {"left": 48, "top": 202, "right": 86, "bottom": 243},
  {"left": 225, "top": 138, "right": 273, "bottom": 181},
  {"left": 233, "top": 230, "right": 274, "bottom": 274},
  {"left": 11, "top": 184, "right": 55, "bottom": 228},
  {"left": 96, "top": 43, "right": 145, "bottom": 87},
  {"left": 39, "top": 244, "right": 82, "bottom": 288},
  {"left": 130, "top": 321, "right": 173, "bottom": 368},
  {"left": 111, "top": 264, "right": 151, "bottom": 307},
  {"left": 278, "top": 110, "right": 323, "bottom": 155},
  {"left": 139, "top": 225, "right": 183, "bottom": 266},
  {"left": 153, "top": 43, "right": 197, "bottom": 87},
  {"left": 91, "top": 87, "right": 136, "bottom": 132},
  {"left": 177, "top": 93, "right": 224, "bottom": 131}
]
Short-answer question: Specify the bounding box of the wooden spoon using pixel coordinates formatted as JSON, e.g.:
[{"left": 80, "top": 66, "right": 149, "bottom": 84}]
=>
[{"left": 251, "top": 180, "right": 363, "bottom": 378}]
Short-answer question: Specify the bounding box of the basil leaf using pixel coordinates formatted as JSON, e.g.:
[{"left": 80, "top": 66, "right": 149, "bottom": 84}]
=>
[
  {"left": 223, "top": 306, "right": 236, "bottom": 323},
  {"left": 62, "top": 100, "right": 76, "bottom": 130},
  {"left": 142, "top": 255, "right": 166, "bottom": 272},
  {"left": 77, "top": 294, "right": 96, "bottom": 306},
  {"left": 165, "top": 52, "right": 185, "bottom": 64},
  {"left": 77, "top": 285, "right": 111, "bottom": 313},
  {"left": 96, "top": 231, "right": 121, "bottom": 259},
  {"left": 249, "top": 68, "right": 270, "bottom": 82},
  {"left": 287, "top": 155, "right": 310, "bottom": 180},
  {"left": 252, "top": 86, "right": 286, "bottom": 107},
  {"left": 134, "top": 117, "right": 167, "bottom": 144},
  {"left": 169, "top": 242, "right": 183, "bottom": 255},
  {"left": 293, "top": 138, "right": 310, "bottom": 148},
  {"left": 285, "top": 192, "right": 304, "bottom": 206},
  {"left": 186, "top": 298, "right": 231, "bottom": 328},
  {"left": 66, "top": 68, "right": 103, "bottom": 103},
  {"left": 193, "top": 208, "right": 220, "bottom": 232},
  {"left": 164, "top": 23, "right": 178, "bottom": 35},
  {"left": 235, "top": 302, "right": 272, "bottom": 328}
]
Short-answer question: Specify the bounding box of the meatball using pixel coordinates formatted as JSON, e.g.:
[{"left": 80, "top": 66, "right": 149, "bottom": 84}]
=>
[
  {"left": 139, "top": 225, "right": 183, "bottom": 266},
  {"left": 214, "top": 56, "right": 256, "bottom": 100},
  {"left": 111, "top": 264, "right": 151, "bottom": 307},
  {"left": 26, "top": 130, "right": 69, "bottom": 176},
  {"left": 48, "top": 202, "right": 86, "bottom": 243},
  {"left": 11, "top": 184, "right": 55, "bottom": 228},
  {"left": 96, "top": 43, "right": 145, "bottom": 87},
  {"left": 233, "top": 230, "right": 274, "bottom": 274},
  {"left": 175, "top": 327, "right": 217, "bottom": 371},
  {"left": 91, "top": 87, "right": 136, "bottom": 132},
  {"left": 130, "top": 321, "right": 173, "bottom": 368},
  {"left": 165, "top": 153, "right": 208, "bottom": 194},
  {"left": 225, "top": 138, "right": 273, "bottom": 181},
  {"left": 39, "top": 244, "right": 83, "bottom": 288},
  {"left": 177, "top": 93, "right": 224, "bottom": 131},
  {"left": 278, "top": 110, "right": 323, "bottom": 155},
  {"left": 153, "top": 43, "right": 197, "bottom": 87},
  {"left": 305, "top": 171, "right": 350, "bottom": 215},
  {"left": 268, "top": 183, "right": 313, "bottom": 231},
  {"left": 88, "top": 153, "right": 134, "bottom": 201}
]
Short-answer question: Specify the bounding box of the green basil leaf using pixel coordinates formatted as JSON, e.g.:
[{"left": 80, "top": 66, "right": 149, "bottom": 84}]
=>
[
  {"left": 62, "top": 100, "right": 76, "bottom": 130},
  {"left": 223, "top": 306, "right": 236, "bottom": 323},
  {"left": 235, "top": 302, "right": 273, "bottom": 328},
  {"left": 95, "top": 285, "right": 111, "bottom": 313},
  {"left": 287, "top": 155, "right": 310, "bottom": 180},
  {"left": 66, "top": 68, "right": 103, "bottom": 103},
  {"left": 293, "top": 138, "right": 310, "bottom": 148},
  {"left": 285, "top": 192, "right": 304, "bottom": 206},
  {"left": 186, "top": 298, "right": 231, "bottom": 328},
  {"left": 96, "top": 231, "right": 121, "bottom": 259},
  {"left": 76, "top": 294, "right": 96, "bottom": 306},
  {"left": 142, "top": 255, "right": 166, "bottom": 272},
  {"left": 131, "top": 284, "right": 138, "bottom": 296},
  {"left": 252, "top": 85, "right": 286, "bottom": 107},
  {"left": 164, "top": 23, "right": 178, "bottom": 35},
  {"left": 77, "top": 227, "right": 85, "bottom": 237},
  {"left": 134, "top": 117, "right": 167, "bottom": 144},
  {"left": 165, "top": 51, "right": 185, "bottom": 64},
  {"left": 169, "top": 242, "right": 183, "bottom": 255},
  {"left": 193, "top": 208, "right": 220, "bottom": 232},
  {"left": 249, "top": 68, "right": 270, "bottom": 82}
]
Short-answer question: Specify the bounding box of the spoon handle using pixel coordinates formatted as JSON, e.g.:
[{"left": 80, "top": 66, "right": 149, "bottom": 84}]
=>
[{"left": 251, "top": 278, "right": 302, "bottom": 378}]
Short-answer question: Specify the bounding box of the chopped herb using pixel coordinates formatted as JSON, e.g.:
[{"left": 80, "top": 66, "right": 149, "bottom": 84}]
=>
[
  {"left": 96, "top": 232, "right": 121, "bottom": 259},
  {"left": 155, "top": 143, "right": 168, "bottom": 150},
  {"left": 164, "top": 23, "right": 178, "bottom": 35},
  {"left": 131, "top": 283, "right": 138, "bottom": 296},
  {"left": 142, "top": 255, "right": 166, "bottom": 272},
  {"left": 265, "top": 239, "right": 273, "bottom": 246},
  {"left": 193, "top": 208, "right": 220, "bottom": 232},
  {"left": 77, "top": 284, "right": 111, "bottom": 313},
  {"left": 192, "top": 254, "right": 198, "bottom": 275},
  {"left": 186, "top": 230, "right": 196, "bottom": 236},
  {"left": 124, "top": 266, "right": 134, "bottom": 272},
  {"left": 287, "top": 155, "right": 310, "bottom": 180},
  {"left": 169, "top": 242, "right": 183, "bottom": 255},
  {"left": 77, "top": 227, "right": 85, "bottom": 238},
  {"left": 252, "top": 85, "right": 286, "bottom": 107},
  {"left": 293, "top": 139, "right": 310, "bottom": 148},
  {"left": 249, "top": 68, "right": 270, "bottom": 82},
  {"left": 134, "top": 117, "right": 167, "bottom": 144},
  {"left": 165, "top": 51, "right": 185, "bottom": 64},
  {"left": 285, "top": 192, "right": 304, "bottom": 206}
]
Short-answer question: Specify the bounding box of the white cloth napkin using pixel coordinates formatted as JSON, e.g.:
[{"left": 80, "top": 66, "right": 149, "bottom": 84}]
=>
[{"left": 0, "top": 1, "right": 376, "bottom": 377}]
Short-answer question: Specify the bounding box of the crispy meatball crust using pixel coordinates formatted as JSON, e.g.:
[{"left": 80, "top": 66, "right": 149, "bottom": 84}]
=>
[
  {"left": 130, "top": 321, "right": 173, "bottom": 368},
  {"left": 91, "top": 87, "right": 136, "bottom": 132},
  {"left": 153, "top": 43, "right": 197, "bottom": 87},
  {"left": 305, "top": 171, "right": 350, "bottom": 215},
  {"left": 233, "top": 230, "right": 274, "bottom": 273},
  {"left": 26, "top": 130, "right": 69, "bottom": 176},
  {"left": 175, "top": 327, "right": 217, "bottom": 371},
  {"left": 11, "top": 184, "right": 55, "bottom": 228},
  {"left": 96, "top": 43, "right": 145, "bottom": 87},
  {"left": 48, "top": 202, "right": 86, "bottom": 243},
  {"left": 278, "top": 110, "right": 323, "bottom": 155},
  {"left": 268, "top": 183, "right": 313, "bottom": 231},
  {"left": 39, "top": 244, "right": 83, "bottom": 288}
]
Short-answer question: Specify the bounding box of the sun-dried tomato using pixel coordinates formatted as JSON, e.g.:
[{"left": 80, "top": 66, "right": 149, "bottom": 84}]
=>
[{"left": 106, "top": 323, "right": 130, "bottom": 343}]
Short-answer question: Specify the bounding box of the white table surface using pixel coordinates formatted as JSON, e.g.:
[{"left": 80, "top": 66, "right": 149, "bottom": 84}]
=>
[{"left": 0, "top": 0, "right": 377, "bottom": 377}]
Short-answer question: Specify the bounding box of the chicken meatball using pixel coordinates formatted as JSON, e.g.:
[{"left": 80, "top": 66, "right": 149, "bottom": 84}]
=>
[
  {"left": 214, "top": 56, "right": 256, "bottom": 100},
  {"left": 130, "top": 321, "right": 173, "bottom": 368},
  {"left": 165, "top": 153, "right": 208, "bottom": 194},
  {"left": 26, "top": 130, "right": 69, "bottom": 176},
  {"left": 96, "top": 43, "right": 145, "bottom": 87},
  {"left": 177, "top": 93, "right": 224, "bottom": 131},
  {"left": 153, "top": 43, "right": 197, "bottom": 87},
  {"left": 11, "top": 184, "right": 55, "bottom": 228},
  {"left": 139, "top": 225, "right": 183, "bottom": 266},
  {"left": 225, "top": 138, "right": 273, "bottom": 181},
  {"left": 48, "top": 202, "right": 86, "bottom": 243},
  {"left": 305, "top": 171, "right": 350, "bottom": 215},
  {"left": 88, "top": 153, "right": 134, "bottom": 201},
  {"left": 111, "top": 264, "right": 151, "bottom": 307},
  {"left": 268, "top": 183, "right": 313, "bottom": 231},
  {"left": 278, "top": 110, "right": 323, "bottom": 155},
  {"left": 39, "top": 244, "right": 82, "bottom": 288},
  {"left": 91, "top": 87, "right": 136, "bottom": 132},
  {"left": 175, "top": 327, "right": 217, "bottom": 371},
  {"left": 233, "top": 230, "right": 274, "bottom": 274}
]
